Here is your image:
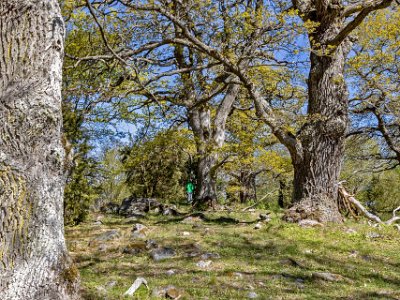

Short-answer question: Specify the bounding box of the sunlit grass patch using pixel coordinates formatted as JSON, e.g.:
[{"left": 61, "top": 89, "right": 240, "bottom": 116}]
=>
[{"left": 66, "top": 211, "right": 400, "bottom": 299}]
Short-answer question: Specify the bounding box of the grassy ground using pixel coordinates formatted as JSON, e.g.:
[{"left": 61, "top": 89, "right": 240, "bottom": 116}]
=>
[{"left": 66, "top": 209, "right": 400, "bottom": 299}]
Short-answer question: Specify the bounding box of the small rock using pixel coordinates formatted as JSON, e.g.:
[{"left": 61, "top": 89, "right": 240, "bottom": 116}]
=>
[
  {"left": 166, "top": 286, "right": 182, "bottom": 299},
  {"left": 122, "top": 241, "right": 147, "bottom": 255},
  {"left": 196, "top": 260, "right": 212, "bottom": 269},
  {"left": 152, "top": 285, "right": 182, "bottom": 299},
  {"left": 133, "top": 223, "right": 147, "bottom": 231},
  {"left": 366, "top": 232, "right": 382, "bottom": 239},
  {"left": 254, "top": 222, "right": 263, "bottom": 230},
  {"left": 163, "top": 205, "right": 179, "bottom": 216},
  {"left": 152, "top": 287, "right": 167, "bottom": 298},
  {"left": 259, "top": 214, "right": 271, "bottom": 222},
  {"left": 295, "top": 278, "right": 305, "bottom": 284},
  {"left": 200, "top": 252, "right": 221, "bottom": 260},
  {"left": 93, "top": 221, "right": 102, "bottom": 226},
  {"left": 248, "top": 209, "right": 256, "bottom": 212},
  {"left": 248, "top": 291, "right": 258, "bottom": 298},
  {"left": 182, "top": 231, "right": 191, "bottom": 236},
  {"left": 234, "top": 272, "right": 243, "bottom": 279},
  {"left": 131, "top": 223, "right": 148, "bottom": 239},
  {"left": 105, "top": 281, "right": 117, "bottom": 289},
  {"left": 312, "top": 272, "right": 343, "bottom": 282},
  {"left": 257, "top": 281, "right": 266, "bottom": 287},
  {"left": 95, "top": 230, "right": 120, "bottom": 241},
  {"left": 166, "top": 269, "right": 176, "bottom": 276},
  {"left": 98, "top": 244, "right": 108, "bottom": 252},
  {"left": 151, "top": 247, "right": 176, "bottom": 261},
  {"left": 349, "top": 250, "right": 358, "bottom": 258},
  {"left": 298, "top": 219, "right": 324, "bottom": 228},
  {"left": 345, "top": 228, "right": 357, "bottom": 234}
]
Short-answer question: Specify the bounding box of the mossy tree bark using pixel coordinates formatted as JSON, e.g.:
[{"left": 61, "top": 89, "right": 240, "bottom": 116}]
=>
[{"left": 0, "top": 1, "right": 79, "bottom": 299}]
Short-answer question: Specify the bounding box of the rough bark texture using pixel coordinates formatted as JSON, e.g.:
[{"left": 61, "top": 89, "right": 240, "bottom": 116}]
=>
[
  {"left": 286, "top": 30, "right": 349, "bottom": 222},
  {"left": 278, "top": 179, "right": 286, "bottom": 208},
  {"left": 283, "top": 2, "right": 354, "bottom": 223},
  {"left": 0, "top": 1, "right": 79, "bottom": 299},
  {"left": 238, "top": 170, "right": 257, "bottom": 204}
]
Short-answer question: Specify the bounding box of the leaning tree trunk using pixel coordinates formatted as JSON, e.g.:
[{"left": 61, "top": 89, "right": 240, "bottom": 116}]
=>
[
  {"left": 285, "top": 29, "right": 350, "bottom": 223},
  {"left": 0, "top": 1, "right": 79, "bottom": 299}
]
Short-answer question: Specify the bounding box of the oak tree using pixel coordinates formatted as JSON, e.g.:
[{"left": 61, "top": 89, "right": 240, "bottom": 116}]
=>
[{"left": 0, "top": 1, "right": 79, "bottom": 298}]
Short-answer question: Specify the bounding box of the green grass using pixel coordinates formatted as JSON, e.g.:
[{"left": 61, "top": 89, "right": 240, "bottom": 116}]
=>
[{"left": 66, "top": 210, "right": 400, "bottom": 299}]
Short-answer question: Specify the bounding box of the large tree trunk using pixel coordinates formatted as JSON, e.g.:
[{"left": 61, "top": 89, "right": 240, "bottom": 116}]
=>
[
  {"left": 195, "top": 151, "right": 219, "bottom": 208},
  {"left": 285, "top": 26, "right": 350, "bottom": 223},
  {"left": 0, "top": 1, "right": 79, "bottom": 299},
  {"left": 188, "top": 84, "right": 239, "bottom": 209},
  {"left": 239, "top": 171, "right": 257, "bottom": 203},
  {"left": 189, "top": 106, "right": 218, "bottom": 208}
]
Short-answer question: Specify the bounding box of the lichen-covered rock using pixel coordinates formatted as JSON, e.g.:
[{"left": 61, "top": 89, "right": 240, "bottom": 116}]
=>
[
  {"left": 150, "top": 247, "right": 176, "bottom": 261},
  {"left": 119, "top": 197, "right": 161, "bottom": 216}
]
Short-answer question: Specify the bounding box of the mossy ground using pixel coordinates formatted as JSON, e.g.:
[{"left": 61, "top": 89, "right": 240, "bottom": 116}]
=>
[{"left": 66, "top": 209, "right": 400, "bottom": 299}]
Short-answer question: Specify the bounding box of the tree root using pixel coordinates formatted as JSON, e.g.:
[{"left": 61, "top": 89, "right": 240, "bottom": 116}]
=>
[{"left": 338, "top": 184, "right": 400, "bottom": 226}]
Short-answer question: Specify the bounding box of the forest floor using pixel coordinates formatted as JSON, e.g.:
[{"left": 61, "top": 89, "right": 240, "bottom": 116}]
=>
[{"left": 66, "top": 209, "right": 400, "bottom": 300}]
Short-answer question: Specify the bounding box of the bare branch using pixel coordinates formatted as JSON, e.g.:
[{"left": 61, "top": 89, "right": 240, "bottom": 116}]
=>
[
  {"left": 339, "top": 184, "right": 400, "bottom": 225},
  {"left": 86, "top": 0, "right": 127, "bottom": 65}
]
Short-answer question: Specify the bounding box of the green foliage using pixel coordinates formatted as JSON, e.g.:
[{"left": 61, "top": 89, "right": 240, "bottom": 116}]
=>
[
  {"left": 223, "top": 107, "right": 292, "bottom": 205},
  {"left": 360, "top": 170, "right": 400, "bottom": 214},
  {"left": 96, "top": 148, "right": 130, "bottom": 207},
  {"left": 63, "top": 101, "right": 99, "bottom": 226},
  {"left": 342, "top": 136, "right": 400, "bottom": 213},
  {"left": 122, "top": 129, "right": 195, "bottom": 202},
  {"left": 59, "top": 0, "right": 400, "bottom": 216}
]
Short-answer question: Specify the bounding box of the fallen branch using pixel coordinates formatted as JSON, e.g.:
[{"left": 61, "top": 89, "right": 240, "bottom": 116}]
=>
[
  {"left": 386, "top": 206, "right": 400, "bottom": 225},
  {"left": 241, "top": 192, "right": 274, "bottom": 212},
  {"left": 338, "top": 184, "right": 400, "bottom": 226}
]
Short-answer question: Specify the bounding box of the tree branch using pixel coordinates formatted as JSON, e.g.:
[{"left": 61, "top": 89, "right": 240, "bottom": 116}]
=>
[{"left": 329, "top": 0, "right": 394, "bottom": 46}]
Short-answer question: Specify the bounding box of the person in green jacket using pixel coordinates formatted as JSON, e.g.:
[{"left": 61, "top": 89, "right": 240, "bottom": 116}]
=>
[{"left": 186, "top": 181, "right": 195, "bottom": 204}]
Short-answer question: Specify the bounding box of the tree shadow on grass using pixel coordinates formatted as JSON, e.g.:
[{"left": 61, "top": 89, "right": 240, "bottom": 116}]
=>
[{"left": 155, "top": 212, "right": 259, "bottom": 225}]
